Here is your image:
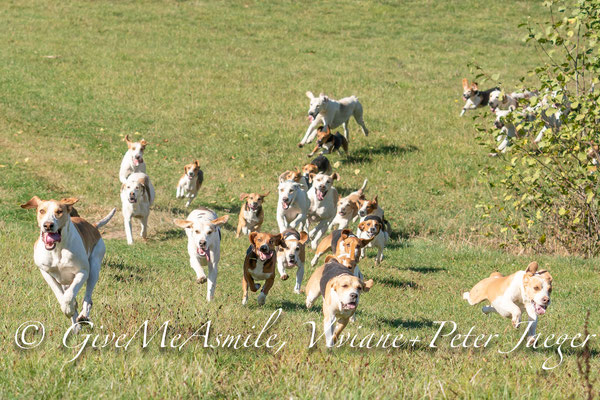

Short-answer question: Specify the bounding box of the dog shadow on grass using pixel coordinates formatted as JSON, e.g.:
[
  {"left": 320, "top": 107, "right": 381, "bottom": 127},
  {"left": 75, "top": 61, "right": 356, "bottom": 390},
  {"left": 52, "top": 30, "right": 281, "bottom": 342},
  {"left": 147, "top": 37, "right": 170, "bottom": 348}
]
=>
[
  {"left": 378, "top": 317, "right": 435, "bottom": 330},
  {"left": 376, "top": 277, "right": 419, "bottom": 290},
  {"left": 105, "top": 259, "right": 146, "bottom": 283},
  {"left": 342, "top": 143, "right": 419, "bottom": 164},
  {"left": 405, "top": 266, "right": 447, "bottom": 274}
]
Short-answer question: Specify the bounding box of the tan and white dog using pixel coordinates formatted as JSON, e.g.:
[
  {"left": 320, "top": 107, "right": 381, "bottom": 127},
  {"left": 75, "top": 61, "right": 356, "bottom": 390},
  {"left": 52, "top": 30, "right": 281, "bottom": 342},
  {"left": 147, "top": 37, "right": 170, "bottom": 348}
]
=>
[
  {"left": 242, "top": 232, "right": 286, "bottom": 305},
  {"left": 302, "top": 155, "right": 332, "bottom": 188},
  {"left": 119, "top": 135, "right": 148, "bottom": 184},
  {"left": 460, "top": 79, "right": 499, "bottom": 116},
  {"left": 328, "top": 178, "right": 367, "bottom": 231},
  {"left": 305, "top": 258, "right": 373, "bottom": 347},
  {"left": 278, "top": 169, "right": 309, "bottom": 191},
  {"left": 357, "top": 216, "right": 388, "bottom": 265},
  {"left": 276, "top": 229, "right": 309, "bottom": 294},
  {"left": 121, "top": 172, "right": 155, "bottom": 245},
  {"left": 307, "top": 172, "right": 340, "bottom": 249},
  {"left": 236, "top": 191, "right": 268, "bottom": 238},
  {"left": 21, "top": 196, "right": 116, "bottom": 330},
  {"left": 463, "top": 262, "right": 553, "bottom": 344},
  {"left": 176, "top": 160, "right": 203, "bottom": 208},
  {"left": 174, "top": 208, "right": 228, "bottom": 301},
  {"left": 310, "top": 229, "right": 373, "bottom": 276},
  {"left": 299, "top": 92, "right": 368, "bottom": 147},
  {"left": 276, "top": 180, "right": 309, "bottom": 233}
]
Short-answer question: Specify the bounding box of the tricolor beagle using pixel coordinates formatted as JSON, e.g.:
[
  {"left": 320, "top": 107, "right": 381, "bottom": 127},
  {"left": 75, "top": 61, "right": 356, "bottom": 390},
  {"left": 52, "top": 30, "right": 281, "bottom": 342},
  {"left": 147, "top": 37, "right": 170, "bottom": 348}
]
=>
[
  {"left": 242, "top": 232, "right": 286, "bottom": 306},
  {"left": 176, "top": 160, "right": 204, "bottom": 208},
  {"left": 276, "top": 229, "right": 309, "bottom": 294}
]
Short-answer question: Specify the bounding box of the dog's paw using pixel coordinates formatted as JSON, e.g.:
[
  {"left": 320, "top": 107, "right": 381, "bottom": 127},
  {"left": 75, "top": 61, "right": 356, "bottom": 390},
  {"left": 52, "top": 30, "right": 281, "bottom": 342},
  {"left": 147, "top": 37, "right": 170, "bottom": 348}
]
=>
[
  {"left": 257, "top": 292, "right": 266, "bottom": 306},
  {"left": 527, "top": 336, "right": 536, "bottom": 346},
  {"left": 197, "top": 276, "right": 207, "bottom": 284},
  {"left": 61, "top": 299, "right": 76, "bottom": 317},
  {"left": 511, "top": 317, "right": 521, "bottom": 329},
  {"left": 298, "top": 143, "right": 304, "bottom": 148},
  {"left": 281, "top": 274, "right": 289, "bottom": 281},
  {"left": 254, "top": 283, "right": 261, "bottom": 291},
  {"left": 242, "top": 297, "right": 248, "bottom": 306}
]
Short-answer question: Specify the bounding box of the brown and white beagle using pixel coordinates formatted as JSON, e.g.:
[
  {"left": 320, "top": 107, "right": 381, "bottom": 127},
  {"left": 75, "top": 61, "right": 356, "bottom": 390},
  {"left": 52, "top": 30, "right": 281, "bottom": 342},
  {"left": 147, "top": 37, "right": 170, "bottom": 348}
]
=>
[
  {"left": 236, "top": 191, "right": 268, "bottom": 238},
  {"left": 307, "top": 126, "right": 349, "bottom": 157},
  {"left": 276, "top": 229, "right": 309, "bottom": 294},
  {"left": 119, "top": 134, "right": 148, "bottom": 184},
  {"left": 242, "top": 232, "right": 286, "bottom": 306},
  {"left": 176, "top": 160, "right": 204, "bottom": 208}
]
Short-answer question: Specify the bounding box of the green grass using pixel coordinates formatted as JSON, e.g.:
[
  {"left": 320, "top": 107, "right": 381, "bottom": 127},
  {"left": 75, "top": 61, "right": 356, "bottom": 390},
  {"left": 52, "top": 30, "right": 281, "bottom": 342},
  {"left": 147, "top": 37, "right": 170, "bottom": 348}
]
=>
[{"left": 0, "top": 0, "right": 598, "bottom": 398}]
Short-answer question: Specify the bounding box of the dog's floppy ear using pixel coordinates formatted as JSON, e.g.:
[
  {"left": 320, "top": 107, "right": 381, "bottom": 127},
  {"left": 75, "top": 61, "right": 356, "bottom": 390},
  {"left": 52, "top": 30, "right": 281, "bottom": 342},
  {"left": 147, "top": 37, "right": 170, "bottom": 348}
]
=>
[
  {"left": 274, "top": 233, "right": 287, "bottom": 249},
  {"left": 140, "top": 139, "right": 148, "bottom": 148},
  {"left": 462, "top": 78, "right": 469, "bottom": 91},
  {"left": 184, "top": 164, "right": 190, "bottom": 173},
  {"left": 60, "top": 198, "right": 79, "bottom": 212},
  {"left": 471, "top": 82, "right": 479, "bottom": 90},
  {"left": 331, "top": 172, "right": 340, "bottom": 181},
  {"left": 260, "top": 191, "right": 269, "bottom": 199},
  {"left": 362, "top": 279, "right": 374, "bottom": 292},
  {"left": 20, "top": 196, "right": 42, "bottom": 210},
  {"left": 249, "top": 231, "right": 258, "bottom": 245},
  {"left": 525, "top": 261, "right": 539, "bottom": 276},
  {"left": 359, "top": 237, "right": 374, "bottom": 248},
  {"left": 174, "top": 219, "right": 193, "bottom": 229},
  {"left": 340, "top": 229, "right": 352, "bottom": 240},
  {"left": 372, "top": 195, "right": 378, "bottom": 205},
  {"left": 299, "top": 231, "right": 309, "bottom": 245},
  {"left": 306, "top": 91, "right": 315, "bottom": 99},
  {"left": 124, "top": 134, "right": 132, "bottom": 147},
  {"left": 240, "top": 193, "right": 249, "bottom": 201},
  {"left": 194, "top": 160, "right": 199, "bottom": 167},
  {"left": 309, "top": 173, "right": 316, "bottom": 182},
  {"left": 210, "top": 215, "right": 229, "bottom": 227},
  {"left": 358, "top": 221, "right": 367, "bottom": 231},
  {"left": 324, "top": 255, "right": 338, "bottom": 264}
]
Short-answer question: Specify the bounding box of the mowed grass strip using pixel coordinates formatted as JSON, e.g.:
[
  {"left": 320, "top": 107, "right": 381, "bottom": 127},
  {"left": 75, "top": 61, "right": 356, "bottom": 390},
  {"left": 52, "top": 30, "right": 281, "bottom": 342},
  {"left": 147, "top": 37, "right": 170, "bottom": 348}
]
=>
[{"left": 0, "top": 0, "right": 598, "bottom": 398}]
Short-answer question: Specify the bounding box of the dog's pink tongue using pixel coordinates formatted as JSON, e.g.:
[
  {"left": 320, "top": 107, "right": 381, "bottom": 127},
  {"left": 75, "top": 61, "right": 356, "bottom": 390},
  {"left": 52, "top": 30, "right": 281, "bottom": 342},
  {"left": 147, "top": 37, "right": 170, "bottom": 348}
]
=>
[
  {"left": 345, "top": 303, "right": 356, "bottom": 310},
  {"left": 317, "top": 191, "right": 324, "bottom": 201},
  {"left": 308, "top": 115, "right": 314, "bottom": 123},
  {"left": 535, "top": 304, "right": 546, "bottom": 315},
  {"left": 44, "top": 232, "right": 61, "bottom": 245}
]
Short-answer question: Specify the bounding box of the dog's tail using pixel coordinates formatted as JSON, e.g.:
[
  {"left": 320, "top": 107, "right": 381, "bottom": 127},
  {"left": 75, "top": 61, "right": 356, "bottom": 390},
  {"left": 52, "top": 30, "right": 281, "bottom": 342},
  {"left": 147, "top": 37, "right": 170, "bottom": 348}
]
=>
[
  {"left": 358, "top": 178, "right": 368, "bottom": 194},
  {"left": 95, "top": 208, "right": 117, "bottom": 229}
]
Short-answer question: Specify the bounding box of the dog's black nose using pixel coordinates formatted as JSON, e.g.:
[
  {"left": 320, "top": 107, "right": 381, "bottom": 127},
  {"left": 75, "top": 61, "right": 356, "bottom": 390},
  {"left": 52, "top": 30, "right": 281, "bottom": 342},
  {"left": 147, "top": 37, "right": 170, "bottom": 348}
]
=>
[
  {"left": 260, "top": 244, "right": 269, "bottom": 253},
  {"left": 43, "top": 221, "right": 54, "bottom": 231},
  {"left": 349, "top": 292, "right": 358, "bottom": 300},
  {"left": 542, "top": 296, "right": 549, "bottom": 304},
  {"left": 198, "top": 240, "right": 207, "bottom": 248}
]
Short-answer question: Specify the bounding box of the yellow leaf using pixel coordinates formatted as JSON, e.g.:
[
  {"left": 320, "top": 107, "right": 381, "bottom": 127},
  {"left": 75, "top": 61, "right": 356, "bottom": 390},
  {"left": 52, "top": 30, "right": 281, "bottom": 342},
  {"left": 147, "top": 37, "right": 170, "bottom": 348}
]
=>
[
  {"left": 354, "top": 169, "right": 360, "bottom": 175},
  {"left": 333, "top": 161, "right": 341, "bottom": 168}
]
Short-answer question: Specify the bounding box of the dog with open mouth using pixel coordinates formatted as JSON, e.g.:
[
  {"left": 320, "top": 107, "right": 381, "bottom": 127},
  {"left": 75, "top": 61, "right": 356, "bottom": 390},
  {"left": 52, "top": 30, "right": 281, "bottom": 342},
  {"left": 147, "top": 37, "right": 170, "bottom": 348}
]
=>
[
  {"left": 242, "top": 232, "right": 286, "bottom": 305},
  {"left": 307, "top": 172, "right": 340, "bottom": 250},
  {"left": 21, "top": 196, "right": 116, "bottom": 331},
  {"left": 305, "top": 257, "right": 374, "bottom": 348},
  {"left": 276, "top": 229, "right": 309, "bottom": 294},
  {"left": 299, "top": 91, "right": 368, "bottom": 147},
  {"left": 174, "top": 208, "right": 228, "bottom": 302},
  {"left": 176, "top": 160, "right": 204, "bottom": 208},
  {"left": 119, "top": 134, "right": 148, "bottom": 184},
  {"left": 357, "top": 215, "right": 389, "bottom": 265},
  {"left": 276, "top": 180, "right": 309, "bottom": 233},
  {"left": 463, "top": 261, "right": 553, "bottom": 345},
  {"left": 236, "top": 191, "right": 269, "bottom": 238},
  {"left": 121, "top": 172, "right": 155, "bottom": 245}
]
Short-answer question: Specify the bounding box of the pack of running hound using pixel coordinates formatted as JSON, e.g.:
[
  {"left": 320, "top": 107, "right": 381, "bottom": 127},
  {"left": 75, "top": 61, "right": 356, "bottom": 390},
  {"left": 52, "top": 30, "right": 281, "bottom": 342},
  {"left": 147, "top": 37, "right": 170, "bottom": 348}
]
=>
[{"left": 20, "top": 89, "right": 553, "bottom": 348}]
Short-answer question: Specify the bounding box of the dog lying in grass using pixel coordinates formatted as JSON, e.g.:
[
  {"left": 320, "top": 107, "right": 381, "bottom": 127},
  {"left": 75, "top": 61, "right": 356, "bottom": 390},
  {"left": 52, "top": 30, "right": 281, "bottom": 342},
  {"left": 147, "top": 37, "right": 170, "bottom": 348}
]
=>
[{"left": 463, "top": 261, "right": 553, "bottom": 345}]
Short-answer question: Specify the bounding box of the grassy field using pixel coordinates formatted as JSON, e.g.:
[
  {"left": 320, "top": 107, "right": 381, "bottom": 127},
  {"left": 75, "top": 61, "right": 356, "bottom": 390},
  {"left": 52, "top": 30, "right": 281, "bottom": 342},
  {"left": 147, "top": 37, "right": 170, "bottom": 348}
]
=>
[{"left": 0, "top": 0, "right": 598, "bottom": 398}]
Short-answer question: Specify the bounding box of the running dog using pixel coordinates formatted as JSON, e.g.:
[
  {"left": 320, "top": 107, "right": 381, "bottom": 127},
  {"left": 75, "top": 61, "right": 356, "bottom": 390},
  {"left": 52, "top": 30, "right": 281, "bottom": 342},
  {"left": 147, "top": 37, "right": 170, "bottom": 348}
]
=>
[
  {"left": 121, "top": 172, "right": 155, "bottom": 245},
  {"left": 328, "top": 179, "right": 368, "bottom": 231},
  {"left": 276, "top": 229, "right": 309, "bottom": 294},
  {"left": 307, "top": 172, "right": 340, "bottom": 249},
  {"left": 21, "top": 196, "right": 116, "bottom": 331},
  {"left": 460, "top": 79, "right": 499, "bottom": 116},
  {"left": 299, "top": 91, "right": 368, "bottom": 147},
  {"left": 176, "top": 160, "right": 204, "bottom": 208},
  {"left": 119, "top": 134, "right": 148, "bottom": 184},
  {"left": 276, "top": 180, "right": 309, "bottom": 233},
  {"left": 463, "top": 261, "right": 553, "bottom": 345},
  {"left": 174, "top": 208, "right": 228, "bottom": 301},
  {"left": 242, "top": 232, "right": 286, "bottom": 305},
  {"left": 302, "top": 155, "right": 332, "bottom": 188},
  {"left": 357, "top": 216, "right": 388, "bottom": 265},
  {"left": 236, "top": 191, "right": 268, "bottom": 238},
  {"left": 307, "top": 126, "right": 349, "bottom": 157}
]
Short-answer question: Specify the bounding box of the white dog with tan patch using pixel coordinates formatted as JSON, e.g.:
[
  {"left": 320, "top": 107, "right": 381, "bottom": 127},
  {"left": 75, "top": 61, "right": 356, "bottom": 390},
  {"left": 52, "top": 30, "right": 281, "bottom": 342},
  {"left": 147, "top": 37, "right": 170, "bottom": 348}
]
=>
[
  {"left": 174, "top": 208, "right": 228, "bottom": 301},
  {"left": 21, "top": 196, "right": 116, "bottom": 331},
  {"left": 176, "top": 160, "right": 204, "bottom": 208},
  {"left": 277, "top": 229, "right": 309, "bottom": 294},
  {"left": 276, "top": 180, "right": 309, "bottom": 233},
  {"left": 463, "top": 261, "right": 553, "bottom": 344},
  {"left": 299, "top": 91, "right": 368, "bottom": 147},
  {"left": 307, "top": 172, "right": 340, "bottom": 249},
  {"left": 121, "top": 172, "right": 155, "bottom": 245},
  {"left": 119, "top": 134, "right": 148, "bottom": 184}
]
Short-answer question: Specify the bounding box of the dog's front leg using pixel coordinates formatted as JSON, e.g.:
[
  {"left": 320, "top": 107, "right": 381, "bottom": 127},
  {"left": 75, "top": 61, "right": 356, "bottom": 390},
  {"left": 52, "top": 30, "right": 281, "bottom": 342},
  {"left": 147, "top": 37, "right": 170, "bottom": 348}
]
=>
[
  {"left": 307, "top": 144, "right": 320, "bottom": 157},
  {"left": 294, "top": 262, "right": 304, "bottom": 294},
  {"left": 375, "top": 246, "right": 384, "bottom": 265},
  {"left": 277, "top": 211, "right": 288, "bottom": 232},
  {"left": 40, "top": 270, "right": 65, "bottom": 305},
  {"left": 342, "top": 122, "right": 349, "bottom": 141},
  {"left": 299, "top": 119, "right": 320, "bottom": 147},
  {"left": 277, "top": 258, "right": 288, "bottom": 280},
  {"left": 124, "top": 214, "right": 134, "bottom": 245},
  {"left": 140, "top": 214, "right": 149, "bottom": 239},
  {"left": 206, "top": 261, "right": 218, "bottom": 302},
  {"left": 190, "top": 255, "right": 207, "bottom": 284},
  {"left": 332, "top": 318, "right": 349, "bottom": 345},
  {"left": 310, "top": 220, "right": 329, "bottom": 250},
  {"left": 62, "top": 271, "right": 88, "bottom": 318},
  {"left": 324, "top": 312, "right": 336, "bottom": 348},
  {"left": 290, "top": 212, "right": 306, "bottom": 231},
  {"left": 257, "top": 276, "right": 275, "bottom": 305}
]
